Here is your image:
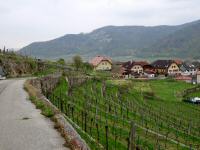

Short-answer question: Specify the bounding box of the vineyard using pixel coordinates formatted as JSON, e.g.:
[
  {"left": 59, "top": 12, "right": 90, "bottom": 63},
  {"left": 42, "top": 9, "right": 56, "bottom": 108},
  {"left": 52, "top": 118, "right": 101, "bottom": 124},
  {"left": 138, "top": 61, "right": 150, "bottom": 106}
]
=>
[{"left": 45, "top": 76, "right": 200, "bottom": 150}]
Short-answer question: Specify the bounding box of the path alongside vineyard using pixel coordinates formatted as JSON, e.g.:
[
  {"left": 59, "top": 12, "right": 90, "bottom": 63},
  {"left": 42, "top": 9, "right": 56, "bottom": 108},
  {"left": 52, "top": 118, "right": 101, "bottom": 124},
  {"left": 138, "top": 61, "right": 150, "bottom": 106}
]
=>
[{"left": 0, "top": 79, "right": 69, "bottom": 150}]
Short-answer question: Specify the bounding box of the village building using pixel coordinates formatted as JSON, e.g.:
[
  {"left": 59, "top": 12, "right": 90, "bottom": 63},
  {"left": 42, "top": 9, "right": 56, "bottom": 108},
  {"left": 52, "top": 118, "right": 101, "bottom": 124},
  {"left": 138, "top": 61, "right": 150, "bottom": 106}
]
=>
[
  {"left": 180, "top": 62, "right": 198, "bottom": 76},
  {"left": 130, "top": 61, "right": 149, "bottom": 74},
  {"left": 143, "top": 64, "right": 156, "bottom": 78},
  {"left": 121, "top": 61, "right": 155, "bottom": 78},
  {"left": 89, "top": 56, "right": 112, "bottom": 71},
  {"left": 144, "top": 70, "right": 156, "bottom": 78},
  {"left": 152, "top": 60, "right": 180, "bottom": 76},
  {"left": 121, "top": 61, "right": 133, "bottom": 76}
]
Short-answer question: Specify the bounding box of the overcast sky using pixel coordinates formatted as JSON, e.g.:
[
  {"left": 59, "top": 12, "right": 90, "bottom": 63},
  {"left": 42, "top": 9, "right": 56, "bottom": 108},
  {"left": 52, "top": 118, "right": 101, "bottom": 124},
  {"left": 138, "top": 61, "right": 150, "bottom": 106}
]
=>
[{"left": 0, "top": 0, "right": 200, "bottom": 49}]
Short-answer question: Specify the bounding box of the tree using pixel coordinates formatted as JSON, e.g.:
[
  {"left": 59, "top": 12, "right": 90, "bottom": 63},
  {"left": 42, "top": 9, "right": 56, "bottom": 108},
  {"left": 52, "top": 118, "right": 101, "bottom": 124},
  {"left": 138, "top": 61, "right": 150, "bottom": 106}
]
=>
[
  {"left": 57, "top": 58, "right": 65, "bottom": 65},
  {"left": 73, "top": 55, "right": 83, "bottom": 71}
]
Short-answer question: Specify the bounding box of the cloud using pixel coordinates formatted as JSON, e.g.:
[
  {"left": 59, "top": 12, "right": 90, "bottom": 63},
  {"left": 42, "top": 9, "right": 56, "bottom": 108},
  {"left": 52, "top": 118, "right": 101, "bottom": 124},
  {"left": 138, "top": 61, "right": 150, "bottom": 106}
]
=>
[{"left": 0, "top": 0, "right": 200, "bottom": 48}]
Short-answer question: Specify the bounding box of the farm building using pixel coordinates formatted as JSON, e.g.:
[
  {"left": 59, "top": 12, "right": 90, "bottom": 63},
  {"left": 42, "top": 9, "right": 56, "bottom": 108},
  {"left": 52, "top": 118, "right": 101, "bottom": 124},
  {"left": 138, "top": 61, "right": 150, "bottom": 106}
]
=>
[{"left": 89, "top": 56, "right": 112, "bottom": 71}]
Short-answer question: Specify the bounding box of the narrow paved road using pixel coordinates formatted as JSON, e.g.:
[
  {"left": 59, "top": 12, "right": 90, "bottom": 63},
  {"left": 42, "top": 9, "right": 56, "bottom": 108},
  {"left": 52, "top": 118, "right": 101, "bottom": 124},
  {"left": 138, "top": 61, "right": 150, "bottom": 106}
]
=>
[{"left": 0, "top": 79, "right": 69, "bottom": 150}]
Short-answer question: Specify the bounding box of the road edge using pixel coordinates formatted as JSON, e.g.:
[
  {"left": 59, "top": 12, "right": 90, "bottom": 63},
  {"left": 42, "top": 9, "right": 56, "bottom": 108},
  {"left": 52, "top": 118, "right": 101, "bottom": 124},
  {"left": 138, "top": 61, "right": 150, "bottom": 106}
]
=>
[{"left": 24, "top": 79, "right": 90, "bottom": 150}]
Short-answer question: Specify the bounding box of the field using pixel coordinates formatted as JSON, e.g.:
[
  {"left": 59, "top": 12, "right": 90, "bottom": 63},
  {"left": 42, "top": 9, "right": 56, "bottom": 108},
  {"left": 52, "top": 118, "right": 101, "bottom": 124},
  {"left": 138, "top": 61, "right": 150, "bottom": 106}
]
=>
[{"left": 48, "top": 76, "right": 200, "bottom": 150}]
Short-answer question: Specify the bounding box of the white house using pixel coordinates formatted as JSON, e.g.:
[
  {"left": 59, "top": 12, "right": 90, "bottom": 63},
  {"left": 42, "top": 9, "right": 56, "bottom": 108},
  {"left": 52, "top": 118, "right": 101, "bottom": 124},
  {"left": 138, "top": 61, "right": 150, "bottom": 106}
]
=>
[{"left": 180, "top": 63, "right": 198, "bottom": 76}]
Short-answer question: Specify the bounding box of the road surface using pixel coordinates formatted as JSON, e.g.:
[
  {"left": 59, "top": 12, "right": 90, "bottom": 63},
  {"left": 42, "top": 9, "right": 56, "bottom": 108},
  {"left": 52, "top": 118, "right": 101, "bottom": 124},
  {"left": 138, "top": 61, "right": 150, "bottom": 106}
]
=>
[{"left": 0, "top": 79, "right": 69, "bottom": 150}]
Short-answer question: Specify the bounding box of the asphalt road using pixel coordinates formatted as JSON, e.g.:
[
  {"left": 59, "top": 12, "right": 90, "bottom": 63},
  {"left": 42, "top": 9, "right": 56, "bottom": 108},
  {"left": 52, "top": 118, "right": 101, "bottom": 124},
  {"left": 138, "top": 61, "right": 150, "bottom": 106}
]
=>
[{"left": 0, "top": 79, "right": 69, "bottom": 150}]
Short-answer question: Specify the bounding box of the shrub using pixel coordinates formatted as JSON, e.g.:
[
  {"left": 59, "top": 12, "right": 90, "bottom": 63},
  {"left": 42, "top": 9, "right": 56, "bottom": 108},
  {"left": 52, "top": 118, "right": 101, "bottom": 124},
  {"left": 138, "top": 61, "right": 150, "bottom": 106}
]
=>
[
  {"left": 35, "top": 100, "right": 45, "bottom": 109},
  {"left": 41, "top": 106, "right": 54, "bottom": 118}
]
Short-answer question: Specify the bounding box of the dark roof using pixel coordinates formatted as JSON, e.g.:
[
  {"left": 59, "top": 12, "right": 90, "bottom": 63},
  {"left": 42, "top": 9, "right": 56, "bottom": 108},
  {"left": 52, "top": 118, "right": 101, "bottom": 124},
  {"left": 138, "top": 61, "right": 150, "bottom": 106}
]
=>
[
  {"left": 151, "top": 60, "right": 175, "bottom": 69},
  {"left": 180, "top": 62, "right": 197, "bottom": 71},
  {"left": 122, "top": 61, "right": 149, "bottom": 69},
  {"left": 192, "top": 61, "right": 200, "bottom": 68},
  {"left": 122, "top": 61, "right": 134, "bottom": 69}
]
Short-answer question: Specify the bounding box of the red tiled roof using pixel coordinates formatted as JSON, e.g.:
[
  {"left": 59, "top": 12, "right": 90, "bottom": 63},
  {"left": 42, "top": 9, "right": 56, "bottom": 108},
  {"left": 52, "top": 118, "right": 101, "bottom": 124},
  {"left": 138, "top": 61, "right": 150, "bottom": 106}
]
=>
[
  {"left": 174, "top": 59, "right": 183, "bottom": 65},
  {"left": 89, "top": 56, "right": 112, "bottom": 67}
]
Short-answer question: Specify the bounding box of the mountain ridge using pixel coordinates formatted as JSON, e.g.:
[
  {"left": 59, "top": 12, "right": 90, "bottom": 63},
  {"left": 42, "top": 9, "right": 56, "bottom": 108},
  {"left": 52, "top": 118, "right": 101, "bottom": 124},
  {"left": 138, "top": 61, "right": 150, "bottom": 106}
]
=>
[{"left": 19, "top": 19, "right": 200, "bottom": 60}]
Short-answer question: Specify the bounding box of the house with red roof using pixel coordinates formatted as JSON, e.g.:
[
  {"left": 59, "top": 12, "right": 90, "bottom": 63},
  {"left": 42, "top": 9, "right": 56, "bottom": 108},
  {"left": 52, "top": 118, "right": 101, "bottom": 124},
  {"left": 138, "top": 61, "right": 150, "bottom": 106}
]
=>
[
  {"left": 121, "top": 61, "right": 156, "bottom": 78},
  {"left": 89, "top": 56, "right": 112, "bottom": 71}
]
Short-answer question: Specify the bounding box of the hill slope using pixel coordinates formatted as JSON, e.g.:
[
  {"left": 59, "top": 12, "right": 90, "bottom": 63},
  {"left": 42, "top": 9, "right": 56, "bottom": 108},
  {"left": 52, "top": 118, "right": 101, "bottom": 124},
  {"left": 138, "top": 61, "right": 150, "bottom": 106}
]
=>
[{"left": 19, "top": 20, "right": 200, "bottom": 60}]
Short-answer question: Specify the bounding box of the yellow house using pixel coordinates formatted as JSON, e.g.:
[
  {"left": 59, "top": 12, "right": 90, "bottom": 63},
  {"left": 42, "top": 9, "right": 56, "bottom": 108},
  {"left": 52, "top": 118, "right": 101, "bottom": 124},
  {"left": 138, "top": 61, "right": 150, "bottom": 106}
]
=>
[
  {"left": 167, "top": 63, "right": 180, "bottom": 75},
  {"left": 89, "top": 56, "right": 112, "bottom": 71}
]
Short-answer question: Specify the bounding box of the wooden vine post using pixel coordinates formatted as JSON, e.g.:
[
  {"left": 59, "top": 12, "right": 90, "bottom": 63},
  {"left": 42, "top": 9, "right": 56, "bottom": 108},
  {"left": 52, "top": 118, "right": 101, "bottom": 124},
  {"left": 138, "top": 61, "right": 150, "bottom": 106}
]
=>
[
  {"left": 129, "top": 121, "right": 136, "bottom": 150},
  {"left": 105, "top": 124, "right": 109, "bottom": 150}
]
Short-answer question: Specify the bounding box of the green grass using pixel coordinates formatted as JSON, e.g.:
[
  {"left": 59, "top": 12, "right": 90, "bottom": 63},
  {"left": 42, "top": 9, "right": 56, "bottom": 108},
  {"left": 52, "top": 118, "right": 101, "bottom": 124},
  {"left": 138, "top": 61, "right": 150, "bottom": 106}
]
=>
[
  {"left": 29, "top": 96, "right": 54, "bottom": 118},
  {"left": 41, "top": 106, "right": 54, "bottom": 117},
  {"left": 187, "top": 91, "right": 200, "bottom": 98},
  {"left": 148, "top": 79, "right": 195, "bottom": 101}
]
